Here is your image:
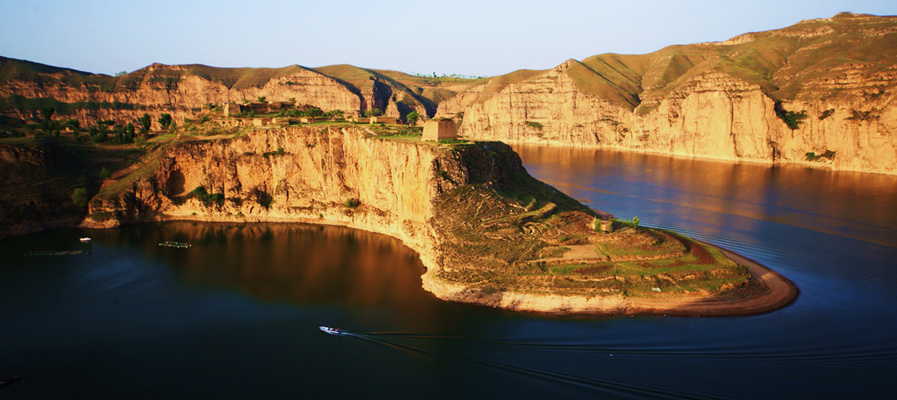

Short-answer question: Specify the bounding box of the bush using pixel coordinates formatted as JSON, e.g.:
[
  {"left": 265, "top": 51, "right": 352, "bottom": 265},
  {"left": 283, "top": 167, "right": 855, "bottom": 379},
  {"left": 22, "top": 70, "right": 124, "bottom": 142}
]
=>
[
  {"left": 158, "top": 113, "right": 172, "bottom": 130},
  {"left": 774, "top": 103, "right": 807, "bottom": 130},
  {"left": 345, "top": 198, "right": 360, "bottom": 208},
  {"left": 98, "top": 167, "right": 111, "bottom": 180},
  {"left": 406, "top": 111, "right": 420, "bottom": 125},
  {"left": 71, "top": 187, "right": 89, "bottom": 208},
  {"left": 186, "top": 186, "right": 225, "bottom": 207}
]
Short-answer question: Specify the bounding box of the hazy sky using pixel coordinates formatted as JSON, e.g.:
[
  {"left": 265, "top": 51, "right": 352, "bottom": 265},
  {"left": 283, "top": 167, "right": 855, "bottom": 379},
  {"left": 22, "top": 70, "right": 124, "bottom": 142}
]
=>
[{"left": 1, "top": 0, "right": 895, "bottom": 77}]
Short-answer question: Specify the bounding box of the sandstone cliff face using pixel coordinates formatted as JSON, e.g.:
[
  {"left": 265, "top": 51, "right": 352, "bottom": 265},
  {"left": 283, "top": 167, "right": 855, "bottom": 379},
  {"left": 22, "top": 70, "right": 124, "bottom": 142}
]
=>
[
  {"left": 85, "top": 127, "right": 489, "bottom": 252},
  {"left": 84, "top": 126, "right": 543, "bottom": 307},
  {"left": 0, "top": 62, "right": 361, "bottom": 127},
  {"left": 439, "top": 13, "right": 897, "bottom": 175}
]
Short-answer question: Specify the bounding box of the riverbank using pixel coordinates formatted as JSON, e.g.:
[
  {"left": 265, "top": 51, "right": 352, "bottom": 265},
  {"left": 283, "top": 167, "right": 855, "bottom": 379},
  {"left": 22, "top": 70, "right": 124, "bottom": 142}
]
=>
[
  {"left": 71, "top": 126, "right": 795, "bottom": 317},
  {"left": 420, "top": 242, "right": 797, "bottom": 317}
]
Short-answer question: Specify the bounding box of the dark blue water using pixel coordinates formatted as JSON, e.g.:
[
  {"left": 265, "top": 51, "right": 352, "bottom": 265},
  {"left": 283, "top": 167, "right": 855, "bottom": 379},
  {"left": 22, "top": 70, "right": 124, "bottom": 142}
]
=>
[{"left": 2, "top": 146, "right": 896, "bottom": 399}]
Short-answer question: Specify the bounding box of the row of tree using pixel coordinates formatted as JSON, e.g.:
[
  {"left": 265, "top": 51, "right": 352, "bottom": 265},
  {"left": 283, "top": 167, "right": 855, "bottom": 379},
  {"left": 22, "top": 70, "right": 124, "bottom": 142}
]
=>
[{"left": 36, "top": 108, "right": 177, "bottom": 144}]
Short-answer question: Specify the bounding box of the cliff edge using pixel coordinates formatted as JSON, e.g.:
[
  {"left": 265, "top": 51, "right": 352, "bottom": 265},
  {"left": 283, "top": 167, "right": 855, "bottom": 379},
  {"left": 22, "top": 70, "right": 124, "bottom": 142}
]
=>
[
  {"left": 437, "top": 13, "right": 897, "bottom": 175},
  {"left": 81, "top": 126, "right": 795, "bottom": 315}
]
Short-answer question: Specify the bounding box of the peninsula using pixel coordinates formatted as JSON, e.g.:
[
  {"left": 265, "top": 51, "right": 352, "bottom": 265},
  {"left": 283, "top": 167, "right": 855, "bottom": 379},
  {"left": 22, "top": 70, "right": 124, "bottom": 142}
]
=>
[{"left": 72, "top": 118, "right": 795, "bottom": 316}]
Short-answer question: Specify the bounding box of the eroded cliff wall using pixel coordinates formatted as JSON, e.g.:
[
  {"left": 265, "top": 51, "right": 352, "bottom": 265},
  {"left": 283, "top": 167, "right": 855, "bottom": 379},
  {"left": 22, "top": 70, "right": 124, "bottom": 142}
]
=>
[
  {"left": 439, "top": 13, "right": 897, "bottom": 174},
  {"left": 84, "top": 126, "right": 498, "bottom": 253},
  {"left": 0, "top": 63, "right": 362, "bottom": 127}
]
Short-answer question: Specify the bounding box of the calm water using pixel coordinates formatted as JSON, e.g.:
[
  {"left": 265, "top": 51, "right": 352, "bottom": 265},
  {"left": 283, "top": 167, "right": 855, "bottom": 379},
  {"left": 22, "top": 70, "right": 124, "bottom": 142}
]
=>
[{"left": 2, "top": 146, "right": 897, "bottom": 399}]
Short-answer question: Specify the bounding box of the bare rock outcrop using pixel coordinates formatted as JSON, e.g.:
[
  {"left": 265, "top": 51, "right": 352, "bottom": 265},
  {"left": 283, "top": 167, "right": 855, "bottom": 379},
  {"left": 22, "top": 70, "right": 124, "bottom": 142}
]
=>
[{"left": 438, "top": 13, "right": 897, "bottom": 175}]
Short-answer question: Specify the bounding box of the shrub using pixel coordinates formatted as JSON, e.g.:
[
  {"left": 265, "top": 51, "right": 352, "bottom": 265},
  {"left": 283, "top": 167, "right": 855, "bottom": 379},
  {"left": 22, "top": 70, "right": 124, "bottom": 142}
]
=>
[
  {"left": 774, "top": 103, "right": 807, "bottom": 130},
  {"left": 186, "top": 186, "right": 225, "bottom": 207},
  {"left": 406, "top": 111, "right": 420, "bottom": 125},
  {"left": 98, "top": 167, "right": 111, "bottom": 180},
  {"left": 345, "top": 198, "right": 360, "bottom": 208},
  {"left": 158, "top": 113, "right": 172, "bottom": 130},
  {"left": 71, "top": 187, "right": 89, "bottom": 208},
  {"left": 525, "top": 121, "right": 543, "bottom": 130}
]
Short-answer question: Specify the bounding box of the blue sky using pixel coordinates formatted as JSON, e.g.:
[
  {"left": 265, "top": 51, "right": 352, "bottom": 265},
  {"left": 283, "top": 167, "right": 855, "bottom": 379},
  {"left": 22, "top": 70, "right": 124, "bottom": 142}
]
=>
[{"left": 1, "top": 0, "right": 895, "bottom": 77}]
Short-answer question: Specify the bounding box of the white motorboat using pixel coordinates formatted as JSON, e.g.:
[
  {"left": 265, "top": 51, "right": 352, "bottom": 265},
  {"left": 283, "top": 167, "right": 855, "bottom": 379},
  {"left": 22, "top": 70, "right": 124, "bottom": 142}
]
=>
[{"left": 319, "top": 326, "right": 346, "bottom": 336}]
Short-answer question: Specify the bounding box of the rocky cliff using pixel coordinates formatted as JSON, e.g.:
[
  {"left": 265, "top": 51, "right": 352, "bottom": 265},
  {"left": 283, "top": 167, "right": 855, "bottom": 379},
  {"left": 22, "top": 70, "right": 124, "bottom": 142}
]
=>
[
  {"left": 0, "top": 139, "right": 88, "bottom": 238},
  {"left": 0, "top": 60, "right": 478, "bottom": 128},
  {"left": 79, "top": 126, "right": 793, "bottom": 315},
  {"left": 83, "top": 126, "right": 515, "bottom": 260},
  {"left": 438, "top": 13, "right": 897, "bottom": 174}
]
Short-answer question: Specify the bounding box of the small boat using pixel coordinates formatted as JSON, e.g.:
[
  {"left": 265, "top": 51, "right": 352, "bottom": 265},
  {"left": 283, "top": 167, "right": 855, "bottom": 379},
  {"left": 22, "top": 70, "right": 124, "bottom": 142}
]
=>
[
  {"left": 319, "top": 326, "right": 347, "bottom": 336},
  {"left": 159, "top": 241, "right": 191, "bottom": 248},
  {"left": 79, "top": 237, "right": 92, "bottom": 242}
]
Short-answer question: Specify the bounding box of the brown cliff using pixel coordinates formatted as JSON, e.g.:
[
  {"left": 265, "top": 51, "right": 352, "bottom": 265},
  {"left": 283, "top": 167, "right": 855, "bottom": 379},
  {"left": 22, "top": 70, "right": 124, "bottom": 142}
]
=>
[
  {"left": 438, "top": 13, "right": 897, "bottom": 175},
  {"left": 0, "top": 60, "right": 478, "bottom": 129},
  {"left": 79, "top": 126, "right": 793, "bottom": 315}
]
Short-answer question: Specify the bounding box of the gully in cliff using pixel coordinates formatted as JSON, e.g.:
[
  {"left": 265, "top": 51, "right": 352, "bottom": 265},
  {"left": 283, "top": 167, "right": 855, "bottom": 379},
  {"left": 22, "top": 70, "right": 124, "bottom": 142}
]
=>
[{"left": 80, "top": 125, "right": 796, "bottom": 316}]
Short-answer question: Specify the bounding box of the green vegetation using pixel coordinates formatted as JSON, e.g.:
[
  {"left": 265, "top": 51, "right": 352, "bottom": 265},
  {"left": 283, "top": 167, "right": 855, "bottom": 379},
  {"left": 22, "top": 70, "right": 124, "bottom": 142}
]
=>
[
  {"left": 525, "top": 121, "right": 543, "bottom": 130},
  {"left": 406, "top": 111, "right": 420, "bottom": 125},
  {"left": 775, "top": 105, "right": 808, "bottom": 130},
  {"left": 427, "top": 142, "right": 750, "bottom": 299},
  {"left": 262, "top": 147, "right": 285, "bottom": 158},
  {"left": 98, "top": 167, "right": 111, "bottom": 180},
  {"left": 158, "top": 114, "right": 172, "bottom": 130},
  {"left": 846, "top": 109, "right": 878, "bottom": 122},
  {"left": 614, "top": 216, "right": 640, "bottom": 229},
  {"left": 71, "top": 187, "right": 89, "bottom": 208},
  {"left": 344, "top": 198, "right": 360, "bottom": 208},
  {"left": 186, "top": 186, "right": 225, "bottom": 207}
]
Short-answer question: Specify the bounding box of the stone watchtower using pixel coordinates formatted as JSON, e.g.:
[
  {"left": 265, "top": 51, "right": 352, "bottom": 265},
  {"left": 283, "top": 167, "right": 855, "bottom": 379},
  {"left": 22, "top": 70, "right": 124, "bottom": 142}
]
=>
[{"left": 422, "top": 119, "right": 457, "bottom": 141}]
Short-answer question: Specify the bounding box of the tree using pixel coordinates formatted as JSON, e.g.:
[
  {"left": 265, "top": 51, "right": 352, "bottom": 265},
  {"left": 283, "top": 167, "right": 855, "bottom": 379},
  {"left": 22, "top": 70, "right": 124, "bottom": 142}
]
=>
[
  {"left": 98, "top": 167, "right": 111, "bottom": 180},
  {"left": 306, "top": 107, "right": 323, "bottom": 118},
  {"left": 39, "top": 107, "right": 60, "bottom": 136},
  {"left": 125, "top": 123, "right": 135, "bottom": 143},
  {"left": 71, "top": 188, "right": 89, "bottom": 208},
  {"left": 158, "top": 113, "right": 172, "bottom": 130},
  {"left": 65, "top": 119, "right": 80, "bottom": 136},
  {"left": 92, "top": 124, "right": 108, "bottom": 143},
  {"left": 257, "top": 96, "right": 268, "bottom": 104},
  {"left": 406, "top": 111, "right": 420, "bottom": 125},
  {"left": 139, "top": 113, "right": 151, "bottom": 133}
]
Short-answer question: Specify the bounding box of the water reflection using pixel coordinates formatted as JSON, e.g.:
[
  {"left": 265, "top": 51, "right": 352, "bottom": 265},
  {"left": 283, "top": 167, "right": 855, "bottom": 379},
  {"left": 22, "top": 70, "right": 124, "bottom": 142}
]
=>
[
  {"left": 514, "top": 144, "right": 897, "bottom": 249},
  {"left": 59, "top": 221, "right": 439, "bottom": 323}
]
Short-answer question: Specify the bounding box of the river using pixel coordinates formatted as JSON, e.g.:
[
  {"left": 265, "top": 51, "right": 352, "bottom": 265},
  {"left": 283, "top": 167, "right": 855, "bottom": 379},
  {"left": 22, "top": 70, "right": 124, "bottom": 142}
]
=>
[{"left": 1, "top": 145, "right": 896, "bottom": 399}]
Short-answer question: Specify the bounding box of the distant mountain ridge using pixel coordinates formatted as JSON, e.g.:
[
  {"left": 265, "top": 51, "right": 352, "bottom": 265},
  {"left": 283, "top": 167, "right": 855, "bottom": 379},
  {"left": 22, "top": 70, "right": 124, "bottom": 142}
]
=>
[
  {"left": 1, "top": 12, "right": 895, "bottom": 174},
  {"left": 436, "top": 12, "right": 897, "bottom": 174},
  {"left": 0, "top": 56, "right": 482, "bottom": 126}
]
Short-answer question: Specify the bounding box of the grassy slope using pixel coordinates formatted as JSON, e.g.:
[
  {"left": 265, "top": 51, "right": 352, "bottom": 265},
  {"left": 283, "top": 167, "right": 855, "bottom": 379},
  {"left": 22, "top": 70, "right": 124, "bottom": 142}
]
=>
[
  {"left": 455, "top": 13, "right": 897, "bottom": 111},
  {"left": 430, "top": 142, "right": 750, "bottom": 297}
]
